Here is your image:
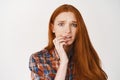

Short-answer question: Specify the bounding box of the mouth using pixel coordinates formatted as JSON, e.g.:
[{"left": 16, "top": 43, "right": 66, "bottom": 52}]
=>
[{"left": 65, "top": 36, "right": 72, "bottom": 39}]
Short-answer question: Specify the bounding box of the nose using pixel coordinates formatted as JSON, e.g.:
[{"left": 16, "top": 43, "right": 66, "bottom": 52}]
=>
[{"left": 65, "top": 25, "right": 71, "bottom": 34}]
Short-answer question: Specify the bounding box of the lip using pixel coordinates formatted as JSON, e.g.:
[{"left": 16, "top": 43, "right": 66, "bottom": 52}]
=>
[{"left": 65, "top": 35, "right": 72, "bottom": 39}]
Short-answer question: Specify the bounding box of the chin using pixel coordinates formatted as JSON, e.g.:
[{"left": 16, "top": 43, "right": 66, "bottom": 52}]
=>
[{"left": 65, "top": 41, "right": 73, "bottom": 46}]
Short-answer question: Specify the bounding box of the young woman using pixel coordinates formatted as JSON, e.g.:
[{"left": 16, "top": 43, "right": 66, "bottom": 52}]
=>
[{"left": 29, "top": 4, "right": 108, "bottom": 80}]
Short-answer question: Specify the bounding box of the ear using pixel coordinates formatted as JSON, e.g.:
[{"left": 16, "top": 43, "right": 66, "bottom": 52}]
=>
[{"left": 51, "top": 23, "right": 55, "bottom": 33}]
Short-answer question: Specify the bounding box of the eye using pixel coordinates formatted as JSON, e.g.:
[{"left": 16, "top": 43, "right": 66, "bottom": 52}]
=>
[
  {"left": 71, "top": 23, "right": 77, "bottom": 27},
  {"left": 58, "top": 22, "right": 64, "bottom": 27}
]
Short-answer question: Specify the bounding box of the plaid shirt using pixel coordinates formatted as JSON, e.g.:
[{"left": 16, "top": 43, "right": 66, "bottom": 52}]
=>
[{"left": 29, "top": 48, "right": 74, "bottom": 80}]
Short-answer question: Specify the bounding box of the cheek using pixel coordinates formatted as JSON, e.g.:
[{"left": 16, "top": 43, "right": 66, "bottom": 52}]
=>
[
  {"left": 54, "top": 27, "right": 64, "bottom": 37},
  {"left": 72, "top": 28, "right": 77, "bottom": 34},
  {"left": 54, "top": 29, "right": 63, "bottom": 37},
  {"left": 72, "top": 29, "right": 77, "bottom": 38}
]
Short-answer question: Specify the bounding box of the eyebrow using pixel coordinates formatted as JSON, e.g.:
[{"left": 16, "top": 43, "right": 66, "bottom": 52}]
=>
[
  {"left": 57, "top": 20, "right": 77, "bottom": 23},
  {"left": 72, "top": 21, "right": 77, "bottom": 23},
  {"left": 57, "top": 21, "right": 65, "bottom": 22}
]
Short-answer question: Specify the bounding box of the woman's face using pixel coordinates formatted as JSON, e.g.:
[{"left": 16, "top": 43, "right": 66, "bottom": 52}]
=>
[{"left": 52, "top": 12, "right": 77, "bottom": 46}]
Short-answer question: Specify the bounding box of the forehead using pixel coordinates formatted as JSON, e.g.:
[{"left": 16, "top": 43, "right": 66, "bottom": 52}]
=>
[{"left": 54, "top": 12, "right": 76, "bottom": 22}]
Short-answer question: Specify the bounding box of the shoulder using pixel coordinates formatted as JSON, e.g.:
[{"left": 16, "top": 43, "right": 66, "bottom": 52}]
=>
[{"left": 30, "top": 48, "right": 51, "bottom": 60}]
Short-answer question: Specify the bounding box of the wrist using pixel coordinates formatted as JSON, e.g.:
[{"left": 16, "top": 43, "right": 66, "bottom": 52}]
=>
[{"left": 60, "top": 59, "right": 69, "bottom": 65}]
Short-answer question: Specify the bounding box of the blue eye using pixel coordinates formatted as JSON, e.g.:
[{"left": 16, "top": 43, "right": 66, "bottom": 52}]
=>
[{"left": 71, "top": 23, "right": 77, "bottom": 27}]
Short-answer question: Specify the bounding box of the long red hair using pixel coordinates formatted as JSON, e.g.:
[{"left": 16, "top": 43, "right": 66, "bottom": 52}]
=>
[{"left": 45, "top": 4, "right": 108, "bottom": 80}]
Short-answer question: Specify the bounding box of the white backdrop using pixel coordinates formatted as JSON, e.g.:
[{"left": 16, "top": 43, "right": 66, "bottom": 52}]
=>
[{"left": 0, "top": 0, "right": 120, "bottom": 80}]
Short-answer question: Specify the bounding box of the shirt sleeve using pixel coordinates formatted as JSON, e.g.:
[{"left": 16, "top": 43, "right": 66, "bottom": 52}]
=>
[{"left": 29, "top": 53, "right": 56, "bottom": 80}]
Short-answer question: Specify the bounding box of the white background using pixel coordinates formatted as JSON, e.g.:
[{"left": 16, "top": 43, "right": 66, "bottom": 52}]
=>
[{"left": 0, "top": 0, "right": 120, "bottom": 80}]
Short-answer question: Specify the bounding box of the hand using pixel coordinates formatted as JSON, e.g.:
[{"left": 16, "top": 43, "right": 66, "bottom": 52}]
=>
[{"left": 53, "top": 36, "right": 69, "bottom": 63}]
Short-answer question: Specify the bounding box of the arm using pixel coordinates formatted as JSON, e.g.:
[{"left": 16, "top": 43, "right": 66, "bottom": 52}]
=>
[
  {"left": 53, "top": 36, "right": 69, "bottom": 80},
  {"left": 29, "top": 53, "right": 56, "bottom": 80},
  {"left": 54, "top": 61, "right": 68, "bottom": 80}
]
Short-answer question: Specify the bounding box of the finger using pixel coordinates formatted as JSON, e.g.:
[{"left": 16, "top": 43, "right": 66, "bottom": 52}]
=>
[
  {"left": 60, "top": 41, "right": 67, "bottom": 46},
  {"left": 58, "top": 35, "right": 71, "bottom": 41},
  {"left": 56, "top": 36, "right": 65, "bottom": 40},
  {"left": 53, "top": 38, "right": 67, "bottom": 48},
  {"left": 53, "top": 37, "right": 66, "bottom": 43}
]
